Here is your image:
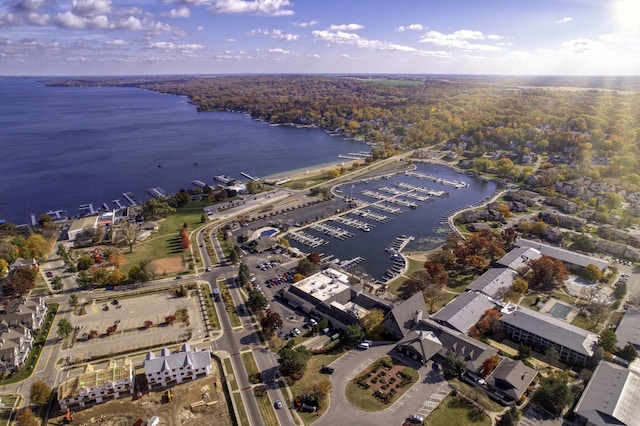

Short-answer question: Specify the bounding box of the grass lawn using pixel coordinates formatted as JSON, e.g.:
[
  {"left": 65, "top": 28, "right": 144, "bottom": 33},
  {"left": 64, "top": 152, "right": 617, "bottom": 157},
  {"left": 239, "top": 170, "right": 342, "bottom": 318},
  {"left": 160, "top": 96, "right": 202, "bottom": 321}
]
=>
[
  {"left": 255, "top": 395, "right": 279, "bottom": 426},
  {"left": 447, "top": 272, "right": 477, "bottom": 293},
  {"left": 431, "top": 292, "right": 458, "bottom": 313},
  {"left": 120, "top": 202, "right": 211, "bottom": 273},
  {"left": 288, "top": 351, "right": 345, "bottom": 424},
  {"left": 233, "top": 392, "right": 249, "bottom": 426},
  {"left": 223, "top": 358, "right": 238, "bottom": 392},
  {"left": 449, "top": 379, "right": 503, "bottom": 413},
  {"left": 520, "top": 293, "right": 541, "bottom": 309},
  {"left": 571, "top": 314, "right": 597, "bottom": 331},
  {"left": 219, "top": 278, "right": 241, "bottom": 327},
  {"left": 241, "top": 351, "right": 260, "bottom": 380},
  {"left": 424, "top": 395, "right": 491, "bottom": 426},
  {"left": 345, "top": 356, "right": 419, "bottom": 412},
  {"left": 200, "top": 284, "right": 220, "bottom": 331},
  {"left": 0, "top": 394, "right": 18, "bottom": 423},
  {"left": 550, "top": 291, "right": 576, "bottom": 304}
]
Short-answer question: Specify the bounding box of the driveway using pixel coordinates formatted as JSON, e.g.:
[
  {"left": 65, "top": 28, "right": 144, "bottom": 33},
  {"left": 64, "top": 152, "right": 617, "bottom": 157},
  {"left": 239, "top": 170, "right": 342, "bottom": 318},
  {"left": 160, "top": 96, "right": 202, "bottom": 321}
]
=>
[{"left": 315, "top": 344, "right": 447, "bottom": 426}]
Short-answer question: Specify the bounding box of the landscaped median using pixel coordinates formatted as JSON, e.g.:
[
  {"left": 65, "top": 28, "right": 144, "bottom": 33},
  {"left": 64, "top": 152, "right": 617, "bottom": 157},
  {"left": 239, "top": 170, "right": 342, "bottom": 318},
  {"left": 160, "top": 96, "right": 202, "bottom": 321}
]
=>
[{"left": 346, "top": 356, "right": 418, "bottom": 411}]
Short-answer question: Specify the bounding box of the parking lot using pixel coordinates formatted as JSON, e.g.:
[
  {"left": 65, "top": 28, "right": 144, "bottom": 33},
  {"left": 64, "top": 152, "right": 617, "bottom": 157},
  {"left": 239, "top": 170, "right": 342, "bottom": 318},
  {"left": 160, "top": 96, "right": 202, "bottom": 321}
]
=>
[{"left": 63, "top": 289, "right": 206, "bottom": 362}]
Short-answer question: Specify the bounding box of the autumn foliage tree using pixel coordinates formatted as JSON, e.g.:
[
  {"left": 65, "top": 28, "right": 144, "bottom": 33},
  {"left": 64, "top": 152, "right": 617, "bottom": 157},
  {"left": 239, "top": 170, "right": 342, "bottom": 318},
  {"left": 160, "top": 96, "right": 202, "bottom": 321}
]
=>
[
  {"left": 471, "top": 309, "right": 502, "bottom": 337},
  {"left": 180, "top": 227, "right": 190, "bottom": 250},
  {"left": 528, "top": 256, "right": 569, "bottom": 291},
  {"left": 4, "top": 268, "right": 35, "bottom": 297},
  {"left": 481, "top": 354, "right": 501, "bottom": 378}
]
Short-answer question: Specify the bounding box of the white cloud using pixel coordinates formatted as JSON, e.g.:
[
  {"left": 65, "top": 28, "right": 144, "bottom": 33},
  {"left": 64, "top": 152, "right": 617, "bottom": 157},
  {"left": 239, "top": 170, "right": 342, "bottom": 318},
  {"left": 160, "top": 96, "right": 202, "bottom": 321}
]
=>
[
  {"left": 209, "top": 0, "right": 294, "bottom": 16},
  {"left": 396, "top": 24, "right": 423, "bottom": 32},
  {"left": 197, "top": 25, "right": 204, "bottom": 31},
  {"left": 341, "top": 54, "right": 353, "bottom": 59},
  {"left": 560, "top": 37, "right": 601, "bottom": 54},
  {"left": 145, "top": 41, "right": 204, "bottom": 51},
  {"left": 71, "top": 0, "right": 112, "bottom": 17},
  {"left": 170, "top": 0, "right": 210, "bottom": 6},
  {"left": 164, "top": 7, "right": 190, "bottom": 18},
  {"left": 11, "top": 0, "right": 48, "bottom": 13},
  {"left": 247, "top": 28, "right": 298, "bottom": 41},
  {"left": 312, "top": 29, "right": 416, "bottom": 52},
  {"left": 104, "top": 39, "right": 129, "bottom": 46},
  {"left": 268, "top": 47, "right": 289, "bottom": 53},
  {"left": 27, "top": 12, "right": 50, "bottom": 26},
  {"left": 555, "top": 17, "right": 573, "bottom": 24},
  {"left": 53, "top": 11, "right": 86, "bottom": 29},
  {"left": 114, "top": 15, "right": 143, "bottom": 31},
  {"left": 418, "top": 29, "right": 502, "bottom": 51},
  {"left": 327, "top": 23, "right": 363, "bottom": 31},
  {"left": 225, "top": 37, "right": 236, "bottom": 41},
  {"left": 293, "top": 20, "right": 317, "bottom": 27}
]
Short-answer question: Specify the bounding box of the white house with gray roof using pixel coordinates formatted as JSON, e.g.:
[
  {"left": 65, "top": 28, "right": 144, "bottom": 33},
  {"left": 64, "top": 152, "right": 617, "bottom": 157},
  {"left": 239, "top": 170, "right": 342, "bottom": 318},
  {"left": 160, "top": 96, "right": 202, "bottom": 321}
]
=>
[
  {"left": 574, "top": 361, "right": 640, "bottom": 426},
  {"left": 143, "top": 344, "right": 211, "bottom": 390},
  {"left": 466, "top": 268, "right": 518, "bottom": 300},
  {"left": 495, "top": 246, "right": 542, "bottom": 272},
  {"left": 500, "top": 305, "right": 598, "bottom": 366},
  {"left": 515, "top": 238, "right": 609, "bottom": 271},
  {"left": 431, "top": 291, "right": 496, "bottom": 333}
]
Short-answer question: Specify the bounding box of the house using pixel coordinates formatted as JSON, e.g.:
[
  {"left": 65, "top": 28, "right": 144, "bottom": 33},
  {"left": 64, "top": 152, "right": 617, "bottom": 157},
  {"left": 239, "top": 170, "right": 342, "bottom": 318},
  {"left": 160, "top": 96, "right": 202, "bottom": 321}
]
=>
[
  {"left": 0, "top": 325, "right": 33, "bottom": 371},
  {"left": 67, "top": 215, "right": 99, "bottom": 242},
  {"left": 614, "top": 308, "right": 640, "bottom": 354},
  {"left": 515, "top": 238, "right": 609, "bottom": 272},
  {"left": 574, "top": 361, "right": 640, "bottom": 426},
  {"left": 143, "top": 344, "right": 211, "bottom": 390},
  {"left": 8, "top": 258, "right": 38, "bottom": 272},
  {"left": 495, "top": 247, "right": 542, "bottom": 273},
  {"left": 500, "top": 305, "right": 598, "bottom": 366},
  {"left": 396, "top": 319, "right": 498, "bottom": 373},
  {"left": 431, "top": 291, "right": 496, "bottom": 333},
  {"left": 0, "top": 297, "right": 48, "bottom": 331},
  {"left": 383, "top": 292, "right": 428, "bottom": 340},
  {"left": 485, "top": 358, "right": 537, "bottom": 405},
  {"left": 466, "top": 268, "right": 518, "bottom": 300},
  {"left": 467, "top": 223, "right": 492, "bottom": 232},
  {"left": 58, "top": 359, "right": 134, "bottom": 411}
]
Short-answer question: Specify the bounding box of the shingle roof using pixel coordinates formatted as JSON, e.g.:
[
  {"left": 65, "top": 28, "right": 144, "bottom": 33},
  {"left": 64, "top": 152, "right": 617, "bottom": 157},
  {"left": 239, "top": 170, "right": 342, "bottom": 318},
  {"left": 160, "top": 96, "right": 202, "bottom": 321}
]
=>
[
  {"left": 575, "top": 361, "right": 640, "bottom": 426},
  {"left": 431, "top": 291, "right": 496, "bottom": 333},
  {"left": 500, "top": 306, "right": 597, "bottom": 357},
  {"left": 466, "top": 268, "right": 518, "bottom": 299},
  {"left": 487, "top": 358, "right": 537, "bottom": 401},
  {"left": 384, "top": 292, "right": 427, "bottom": 339},
  {"left": 614, "top": 308, "right": 640, "bottom": 349},
  {"left": 515, "top": 238, "right": 609, "bottom": 271},
  {"left": 495, "top": 247, "right": 542, "bottom": 272},
  {"left": 144, "top": 347, "right": 211, "bottom": 376}
]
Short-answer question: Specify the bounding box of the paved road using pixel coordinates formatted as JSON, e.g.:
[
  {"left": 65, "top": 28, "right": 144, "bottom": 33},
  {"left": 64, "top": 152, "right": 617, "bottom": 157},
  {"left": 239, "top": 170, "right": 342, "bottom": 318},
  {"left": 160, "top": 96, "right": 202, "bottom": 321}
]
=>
[{"left": 315, "top": 344, "right": 448, "bottom": 426}]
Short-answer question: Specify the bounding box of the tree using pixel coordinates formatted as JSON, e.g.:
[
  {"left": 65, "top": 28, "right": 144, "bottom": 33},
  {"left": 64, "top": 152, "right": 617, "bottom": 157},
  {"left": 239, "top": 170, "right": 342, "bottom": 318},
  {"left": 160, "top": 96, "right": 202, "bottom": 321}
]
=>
[
  {"left": 76, "top": 270, "right": 92, "bottom": 290},
  {"left": 528, "top": 256, "right": 568, "bottom": 291},
  {"left": 518, "top": 343, "right": 531, "bottom": 360},
  {"left": 108, "top": 252, "right": 125, "bottom": 268},
  {"left": 512, "top": 277, "right": 528, "bottom": 294},
  {"left": 107, "top": 268, "right": 126, "bottom": 285},
  {"left": 583, "top": 264, "right": 603, "bottom": 282},
  {"left": 297, "top": 258, "right": 316, "bottom": 276},
  {"left": 617, "top": 342, "right": 638, "bottom": 362},
  {"left": 24, "top": 234, "right": 48, "bottom": 261},
  {"left": 51, "top": 276, "right": 63, "bottom": 291},
  {"left": 278, "top": 341, "right": 311, "bottom": 380},
  {"left": 0, "top": 258, "right": 8, "bottom": 279},
  {"left": 532, "top": 376, "right": 573, "bottom": 417},
  {"left": 307, "top": 251, "right": 322, "bottom": 265},
  {"left": 76, "top": 254, "right": 94, "bottom": 271},
  {"left": 604, "top": 192, "right": 624, "bottom": 211},
  {"left": 474, "top": 309, "right": 502, "bottom": 336},
  {"left": 614, "top": 281, "right": 627, "bottom": 299},
  {"left": 57, "top": 318, "right": 74, "bottom": 338},
  {"left": 343, "top": 324, "right": 365, "bottom": 348},
  {"left": 261, "top": 312, "right": 283, "bottom": 334},
  {"left": 119, "top": 220, "right": 140, "bottom": 253},
  {"left": 599, "top": 329, "right": 618, "bottom": 353},
  {"left": 140, "top": 197, "right": 175, "bottom": 220},
  {"left": 238, "top": 263, "right": 251, "bottom": 286},
  {"left": 128, "top": 263, "right": 150, "bottom": 282},
  {"left": 4, "top": 268, "right": 35, "bottom": 297},
  {"left": 29, "top": 379, "right": 52, "bottom": 406},
  {"left": 361, "top": 308, "right": 386, "bottom": 337},
  {"left": 16, "top": 408, "right": 39, "bottom": 426},
  {"left": 69, "top": 293, "right": 78, "bottom": 308},
  {"left": 442, "top": 352, "right": 467, "bottom": 379},
  {"left": 497, "top": 406, "right": 520, "bottom": 426},
  {"left": 481, "top": 354, "right": 500, "bottom": 378},
  {"left": 247, "top": 290, "right": 268, "bottom": 311},
  {"left": 544, "top": 348, "right": 560, "bottom": 366}
]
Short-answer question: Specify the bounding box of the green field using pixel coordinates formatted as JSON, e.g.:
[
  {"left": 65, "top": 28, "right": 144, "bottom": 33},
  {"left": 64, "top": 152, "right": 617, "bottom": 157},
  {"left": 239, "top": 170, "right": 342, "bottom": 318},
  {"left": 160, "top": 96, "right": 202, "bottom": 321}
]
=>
[
  {"left": 233, "top": 392, "right": 249, "bottom": 426},
  {"left": 424, "top": 395, "right": 491, "bottom": 426}
]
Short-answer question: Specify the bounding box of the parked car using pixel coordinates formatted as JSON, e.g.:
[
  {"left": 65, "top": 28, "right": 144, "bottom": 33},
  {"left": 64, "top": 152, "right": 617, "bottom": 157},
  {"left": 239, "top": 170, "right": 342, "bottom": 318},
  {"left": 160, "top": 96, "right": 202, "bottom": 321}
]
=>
[
  {"left": 408, "top": 414, "right": 424, "bottom": 423},
  {"left": 274, "top": 400, "right": 283, "bottom": 409},
  {"left": 320, "top": 366, "right": 334, "bottom": 374}
]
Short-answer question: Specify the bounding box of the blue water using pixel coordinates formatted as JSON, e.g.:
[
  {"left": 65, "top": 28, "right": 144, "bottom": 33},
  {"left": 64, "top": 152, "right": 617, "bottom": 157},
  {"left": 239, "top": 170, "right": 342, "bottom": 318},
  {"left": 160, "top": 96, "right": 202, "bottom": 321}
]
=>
[{"left": 0, "top": 78, "right": 368, "bottom": 224}]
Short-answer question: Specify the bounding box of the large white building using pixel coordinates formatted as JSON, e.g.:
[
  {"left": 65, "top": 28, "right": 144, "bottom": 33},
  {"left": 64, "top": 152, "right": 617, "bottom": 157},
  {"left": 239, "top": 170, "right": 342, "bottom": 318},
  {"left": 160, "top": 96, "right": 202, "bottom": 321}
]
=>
[{"left": 143, "top": 344, "right": 212, "bottom": 390}]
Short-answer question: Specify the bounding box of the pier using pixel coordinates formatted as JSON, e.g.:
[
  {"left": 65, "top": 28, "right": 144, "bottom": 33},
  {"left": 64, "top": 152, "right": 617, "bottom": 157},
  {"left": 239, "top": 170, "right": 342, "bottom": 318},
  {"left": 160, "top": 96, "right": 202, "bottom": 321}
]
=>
[
  {"left": 378, "top": 186, "right": 432, "bottom": 202},
  {"left": 310, "top": 223, "right": 354, "bottom": 240},
  {"left": 352, "top": 209, "right": 393, "bottom": 223},
  {"left": 396, "top": 182, "right": 448, "bottom": 197},
  {"left": 112, "top": 199, "right": 124, "bottom": 209},
  {"left": 369, "top": 203, "right": 404, "bottom": 214},
  {"left": 147, "top": 187, "right": 169, "bottom": 198},
  {"left": 240, "top": 172, "right": 259, "bottom": 181},
  {"left": 332, "top": 216, "right": 373, "bottom": 232},
  {"left": 192, "top": 180, "right": 208, "bottom": 188},
  {"left": 339, "top": 256, "right": 365, "bottom": 269},
  {"left": 122, "top": 192, "right": 141, "bottom": 206},
  {"left": 78, "top": 203, "right": 96, "bottom": 215},
  {"left": 385, "top": 235, "right": 415, "bottom": 253},
  {"left": 405, "top": 171, "right": 469, "bottom": 188},
  {"left": 288, "top": 231, "right": 328, "bottom": 248}
]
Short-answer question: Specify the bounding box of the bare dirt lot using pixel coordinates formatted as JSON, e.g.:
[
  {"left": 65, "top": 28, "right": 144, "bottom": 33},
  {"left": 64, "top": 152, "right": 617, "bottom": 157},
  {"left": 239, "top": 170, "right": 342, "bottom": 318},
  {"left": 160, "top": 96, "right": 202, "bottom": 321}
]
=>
[
  {"left": 148, "top": 257, "right": 185, "bottom": 275},
  {"left": 48, "top": 366, "right": 232, "bottom": 426}
]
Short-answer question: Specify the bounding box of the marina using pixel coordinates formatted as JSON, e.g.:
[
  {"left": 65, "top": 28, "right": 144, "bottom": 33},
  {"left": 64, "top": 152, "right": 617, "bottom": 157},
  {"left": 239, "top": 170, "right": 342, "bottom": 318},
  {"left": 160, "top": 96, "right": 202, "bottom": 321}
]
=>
[
  {"left": 310, "top": 223, "right": 354, "bottom": 240},
  {"left": 288, "top": 231, "right": 328, "bottom": 248},
  {"left": 396, "top": 182, "right": 448, "bottom": 197},
  {"left": 192, "top": 180, "right": 208, "bottom": 188},
  {"left": 122, "top": 192, "right": 141, "bottom": 206},
  {"left": 352, "top": 209, "right": 393, "bottom": 223},
  {"left": 338, "top": 256, "right": 365, "bottom": 269},
  {"left": 332, "top": 215, "right": 373, "bottom": 232},
  {"left": 368, "top": 203, "right": 404, "bottom": 214},
  {"left": 378, "top": 186, "right": 432, "bottom": 202},
  {"left": 404, "top": 171, "right": 469, "bottom": 188},
  {"left": 385, "top": 235, "right": 415, "bottom": 254}
]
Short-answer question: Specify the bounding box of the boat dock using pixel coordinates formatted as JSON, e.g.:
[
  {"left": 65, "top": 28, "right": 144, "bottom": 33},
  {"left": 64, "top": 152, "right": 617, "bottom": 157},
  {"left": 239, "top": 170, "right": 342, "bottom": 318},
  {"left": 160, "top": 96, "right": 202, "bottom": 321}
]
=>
[
  {"left": 369, "top": 203, "right": 404, "bottom": 214},
  {"left": 332, "top": 215, "right": 373, "bottom": 232},
  {"left": 112, "top": 199, "right": 124, "bottom": 209},
  {"left": 339, "top": 256, "right": 365, "bottom": 269},
  {"left": 214, "top": 175, "right": 234, "bottom": 185},
  {"left": 378, "top": 186, "right": 432, "bottom": 202},
  {"left": 192, "top": 180, "right": 208, "bottom": 188},
  {"left": 405, "top": 171, "right": 468, "bottom": 188},
  {"left": 361, "top": 189, "right": 388, "bottom": 200},
  {"left": 396, "top": 182, "right": 448, "bottom": 197},
  {"left": 241, "top": 172, "right": 259, "bottom": 181},
  {"left": 78, "top": 203, "right": 96, "bottom": 215},
  {"left": 352, "top": 209, "right": 393, "bottom": 223},
  {"left": 385, "top": 235, "right": 415, "bottom": 253},
  {"left": 147, "top": 187, "right": 169, "bottom": 198},
  {"left": 122, "top": 192, "right": 141, "bottom": 206},
  {"left": 288, "top": 231, "right": 328, "bottom": 248},
  {"left": 310, "top": 223, "right": 354, "bottom": 240}
]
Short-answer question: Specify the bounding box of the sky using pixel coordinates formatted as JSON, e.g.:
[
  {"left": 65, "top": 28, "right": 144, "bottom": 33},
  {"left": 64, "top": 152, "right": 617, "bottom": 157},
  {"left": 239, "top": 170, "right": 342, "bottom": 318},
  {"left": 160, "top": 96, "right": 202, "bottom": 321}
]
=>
[{"left": 1, "top": 0, "right": 640, "bottom": 76}]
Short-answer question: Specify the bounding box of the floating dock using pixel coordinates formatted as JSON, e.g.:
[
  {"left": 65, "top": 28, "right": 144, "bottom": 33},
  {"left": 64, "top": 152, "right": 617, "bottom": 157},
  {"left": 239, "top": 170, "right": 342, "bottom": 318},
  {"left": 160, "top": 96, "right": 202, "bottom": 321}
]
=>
[
  {"left": 112, "top": 199, "right": 124, "bottom": 209},
  {"left": 147, "top": 187, "right": 169, "bottom": 198},
  {"left": 405, "top": 171, "right": 468, "bottom": 188},
  {"left": 288, "top": 231, "right": 328, "bottom": 248},
  {"left": 78, "top": 203, "right": 96, "bottom": 215},
  {"left": 332, "top": 216, "right": 373, "bottom": 232},
  {"left": 352, "top": 209, "right": 393, "bottom": 223},
  {"left": 240, "top": 172, "right": 259, "bottom": 181},
  {"left": 369, "top": 203, "right": 404, "bottom": 214},
  {"left": 339, "top": 256, "right": 365, "bottom": 269},
  {"left": 396, "top": 182, "right": 448, "bottom": 197},
  {"left": 310, "top": 223, "right": 354, "bottom": 240},
  {"left": 192, "top": 180, "right": 208, "bottom": 188},
  {"left": 122, "top": 192, "right": 141, "bottom": 206},
  {"left": 385, "top": 235, "right": 415, "bottom": 253}
]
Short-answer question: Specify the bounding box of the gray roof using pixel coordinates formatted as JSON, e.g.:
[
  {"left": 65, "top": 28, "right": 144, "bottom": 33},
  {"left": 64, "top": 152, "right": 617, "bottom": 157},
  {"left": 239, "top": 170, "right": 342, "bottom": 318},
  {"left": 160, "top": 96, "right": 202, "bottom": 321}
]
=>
[
  {"left": 431, "top": 291, "right": 496, "bottom": 333},
  {"left": 574, "top": 361, "right": 640, "bottom": 426},
  {"left": 495, "top": 247, "right": 542, "bottom": 272},
  {"left": 500, "top": 305, "right": 597, "bottom": 357},
  {"left": 397, "top": 329, "right": 443, "bottom": 361},
  {"left": 615, "top": 309, "right": 640, "bottom": 350},
  {"left": 515, "top": 238, "right": 609, "bottom": 271},
  {"left": 466, "top": 268, "right": 518, "bottom": 299},
  {"left": 384, "top": 292, "right": 427, "bottom": 339},
  {"left": 487, "top": 358, "right": 537, "bottom": 401},
  {"left": 144, "top": 345, "right": 211, "bottom": 375}
]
